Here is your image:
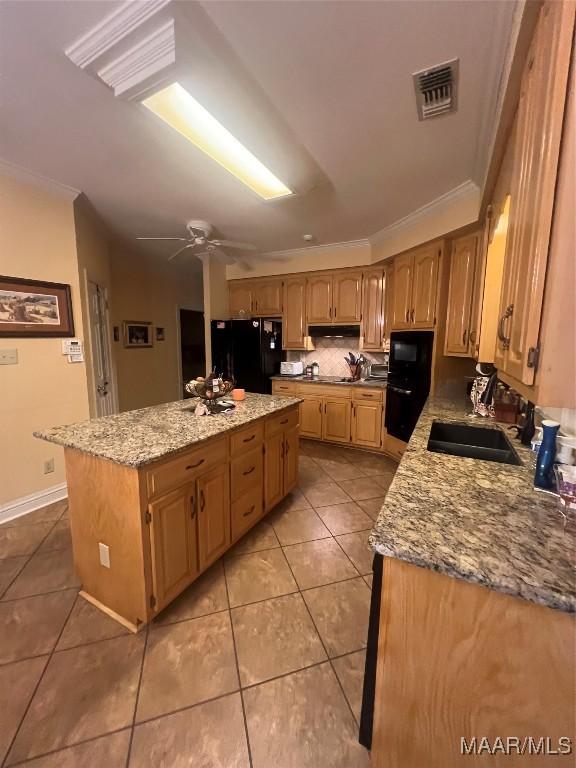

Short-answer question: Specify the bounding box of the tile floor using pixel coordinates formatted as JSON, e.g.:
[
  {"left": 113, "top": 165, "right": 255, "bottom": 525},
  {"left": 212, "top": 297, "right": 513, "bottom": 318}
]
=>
[{"left": 0, "top": 440, "right": 396, "bottom": 768}]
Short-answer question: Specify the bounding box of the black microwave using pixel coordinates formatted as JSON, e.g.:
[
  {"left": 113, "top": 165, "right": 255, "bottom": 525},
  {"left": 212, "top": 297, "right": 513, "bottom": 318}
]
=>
[{"left": 389, "top": 331, "right": 434, "bottom": 378}]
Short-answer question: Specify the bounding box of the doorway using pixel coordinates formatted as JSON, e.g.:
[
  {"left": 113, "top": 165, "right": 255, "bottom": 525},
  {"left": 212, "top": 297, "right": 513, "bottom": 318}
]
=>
[
  {"left": 87, "top": 280, "right": 117, "bottom": 417},
  {"left": 179, "top": 309, "right": 206, "bottom": 397}
]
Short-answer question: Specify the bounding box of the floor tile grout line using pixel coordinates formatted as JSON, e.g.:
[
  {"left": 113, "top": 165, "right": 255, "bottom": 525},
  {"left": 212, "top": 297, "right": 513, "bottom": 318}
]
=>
[
  {"left": 222, "top": 560, "right": 254, "bottom": 768},
  {"left": 5, "top": 727, "right": 133, "bottom": 768},
  {"left": 1, "top": 586, "right": 78, "bottom": 768},
  {"left": 124, "top": 624, "right": 150, "bottom": 768},
  {"left": 0, "top": 584, "right": 81, "bottom": 604}
]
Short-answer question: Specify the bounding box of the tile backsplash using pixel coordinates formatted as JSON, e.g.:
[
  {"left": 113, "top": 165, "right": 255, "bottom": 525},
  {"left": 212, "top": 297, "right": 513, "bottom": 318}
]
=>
[{"left": 287, "top": 337, "right": 387, "bottom": 377}]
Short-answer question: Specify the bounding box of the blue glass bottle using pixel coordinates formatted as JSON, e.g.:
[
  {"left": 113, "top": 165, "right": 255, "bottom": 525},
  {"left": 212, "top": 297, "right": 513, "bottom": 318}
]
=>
[{"left": 534, "top": 420, "right": 560, "bottom": 490}]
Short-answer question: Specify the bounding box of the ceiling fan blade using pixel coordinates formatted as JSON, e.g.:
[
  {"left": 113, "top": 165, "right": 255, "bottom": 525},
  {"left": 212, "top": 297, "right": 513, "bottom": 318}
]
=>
[
  {"left": 137, "top": 236, "right": 189, "bottom": 241},
  {"left": 210, "top": 239, "right": 256, "bottom": 251},
  {"left": 167, "top": 244, "right": 194, "bottom": 262}
]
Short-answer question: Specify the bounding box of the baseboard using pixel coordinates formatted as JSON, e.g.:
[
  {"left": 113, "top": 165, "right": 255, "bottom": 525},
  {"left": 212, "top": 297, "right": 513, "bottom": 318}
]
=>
[{"left": 0, "top": 483, "right": 68, "bottom": 525}]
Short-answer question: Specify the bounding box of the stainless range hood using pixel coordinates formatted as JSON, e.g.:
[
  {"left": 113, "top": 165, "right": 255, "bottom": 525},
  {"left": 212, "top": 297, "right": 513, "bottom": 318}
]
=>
[{"left": 308, "top": 325, "right": 360, "bottom": 338}]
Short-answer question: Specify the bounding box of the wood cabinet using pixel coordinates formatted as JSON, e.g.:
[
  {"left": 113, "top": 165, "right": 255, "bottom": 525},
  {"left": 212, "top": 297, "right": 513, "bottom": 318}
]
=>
[
  {"left": 333, "top": 272, "right": 362, "bottom": 322},
  {"left": 494, "top": 1, "right": 574, "bottom": 386},
  {"left": 351, "top": 390, "right": 383, "bottom": 449},
  {"left": 197, "top": 464, "right": 230, "bottom": 572},
  {"left": 299, "top": 395, "right": 323, "bottom": 439},
  {"left": 444, "top": 233, "right": 480, "bottom": 357},
  {"left": 148, "top": 485, "right": 199, "bottom": 612},
  {"left": 229, "top": 283, "right": 253, "bottom": 318},
  {"left": 264, "top": 416, "right": 299, "bottom": 511},
  {"left": 383, "top": 262, "right": 394, "bottom": 343},
  {"left": 392, "top": 246, "right": 439, "bottom": 330},
  {"left": 252, "top": 280, "right": 282, "bottom": 316},
  {"left": 284, "top": 425, "right": 299, "bottom": 493},
  {"left": 361, "top": 268, "right": 384, "bottom": 350},
  {"left": 306, "top": 274, "right": 333, "bottom": 323},
  {"left": 322, "top": 398, "right": 352, "bottom": 443},
  {"left": 283, "top": 277, "right": 307, "bottom": 349}
]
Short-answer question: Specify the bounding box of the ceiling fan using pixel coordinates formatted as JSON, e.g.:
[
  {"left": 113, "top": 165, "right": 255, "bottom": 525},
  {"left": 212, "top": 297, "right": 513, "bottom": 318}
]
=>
[{"left": 137, "top": 220, "right": 257, "bottom": 264}]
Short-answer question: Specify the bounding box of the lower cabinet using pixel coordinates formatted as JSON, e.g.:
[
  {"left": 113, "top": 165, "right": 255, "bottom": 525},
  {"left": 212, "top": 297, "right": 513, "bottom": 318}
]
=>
[
  {"left": 323, "top": 399, "right": 352, "bottom": 443},
  {"left": 148, "top": 484, "right": 199, "bottom": 612},
  {"left": 197, "top": 464, "right": 231, "bottom": 572},
  {"left": 351, "top": 400, "right": 383, "bottom": 449},
  {"left": 299, "top": 396, "right": 323, "bottom": 439},
  {"left": 264, "top": 418, "right": 300, "bottom": 511}
]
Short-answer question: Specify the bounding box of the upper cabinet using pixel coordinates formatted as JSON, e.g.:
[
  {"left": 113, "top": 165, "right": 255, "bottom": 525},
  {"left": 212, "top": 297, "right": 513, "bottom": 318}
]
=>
[
  {"left": 283, "top": 277, "right": 307, "bottom": 349},
  {"left": 383, "top": 261, "right": 394, "bottom": 342},
  {"left": 229, "top": 283, "right": 252, "bottom": 318},
  {"left": 252, "top": 280, "right": 283, "bottom": 316},
  {"left": 333, "top": 272, "right": 362, "bottom": 322},
  {"left": 306, "top": 275, "right": 333, "bottom": 323},
  {"left": 361, "top": 268, "right": 384, "bottom": 349},
  {"left": 494, "top": 1, "right": 574, "bottom": 386},
  {"left": 444, "top": 233, "right": 481, "bottom": 357},
  {"left": 392, "top": 245, "right": 439, "bottom": 330}
]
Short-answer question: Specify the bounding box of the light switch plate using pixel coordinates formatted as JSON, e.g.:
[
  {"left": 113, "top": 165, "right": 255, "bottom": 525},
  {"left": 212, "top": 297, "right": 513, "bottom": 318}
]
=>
[
  {"left": 0, "top": 349, "right": 18, "bottom": 365},
  {"left": 98, "top": 542, "right": 111, "bottom": 568}
]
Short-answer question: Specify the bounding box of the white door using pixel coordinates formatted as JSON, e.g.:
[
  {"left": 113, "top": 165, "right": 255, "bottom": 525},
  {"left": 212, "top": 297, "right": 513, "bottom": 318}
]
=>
[{"left": 88, "top": 281, "right": 116, "bottom": 417}]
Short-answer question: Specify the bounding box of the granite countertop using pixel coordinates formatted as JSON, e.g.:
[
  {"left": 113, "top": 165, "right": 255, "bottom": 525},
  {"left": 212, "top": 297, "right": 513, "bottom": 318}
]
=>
[
  {"left": 34, "top": 393, "right": 302, "bottom": 468},
  {"left": 271, "top": 375, "right": 387, "bottom": 388},
  {"left": 369, "top": 397, "right": 576, "bottom": 613}
]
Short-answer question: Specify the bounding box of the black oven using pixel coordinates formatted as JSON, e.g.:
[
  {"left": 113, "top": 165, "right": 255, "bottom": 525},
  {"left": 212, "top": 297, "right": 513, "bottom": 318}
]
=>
[{"left": 385, "top": 331, "right": 433, "bottom": 442}]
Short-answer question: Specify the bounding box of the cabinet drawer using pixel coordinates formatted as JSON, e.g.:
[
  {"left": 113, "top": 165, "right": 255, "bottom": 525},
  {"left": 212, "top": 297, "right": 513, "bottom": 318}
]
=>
[
  {"left": 297, "top": 383, "right": 352, "bottom": 398},
  {"left": 230, "top": 422, "right": 264, "bottom": 455},
  {"left": 231, "top": 486, "right": 263, "bottom": 542},
  {"left": 265, "top": 407, "right": 299, "bottom": 437},
  {"left": 271, "top": 380, "right": 298, "bottom": 395},
  {"left": 146, "top": 438, "right": 227, "bottom": 498},
  {"left": 353, "top": 388, "right": 384, "bottom": 403},
  {"left": 231, "top": 447, "right": 263, "bottom": 501}
]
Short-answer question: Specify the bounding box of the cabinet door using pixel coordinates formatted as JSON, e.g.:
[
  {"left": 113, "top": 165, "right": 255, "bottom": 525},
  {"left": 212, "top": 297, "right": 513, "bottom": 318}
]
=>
[
  {"left": 361, "top": 269, "right": 384, "bottom": 350},
  {"left": 197, "top": 464, "right": 230, "bottom": 572},
  {"left": 253, "top": 280, "right": 283, "bottom": 316},
  {"left": 229, "top": 283, "right": 252, "bottom": 318},
  {"left": 383, "top": 262, "right": 394, "bottom": 343},
  {"left": 444, "top": 235, "right": 478, "bottom": 356},
  {"left": 322, "top": 399, "right": 351, "bottom": 444},
  {"left": 306, "top": 275, "right": 333, "bottom": 323},
  {"left": 333, "top": 272, "right": 362, "bottom": 323},
  {"left": 299, "top": 396, "right": 323, "bottom": 439},
  {"left": 351, "top": 401, "right": 383, "bottom": 449},
  {"left": 412, "top": 246, "right": 439, "bottom": 328},
  {"left": 148, "top": 485, "right": 198, "bottom": 611},
  {"left": 283, "top": 278, "right": 307, "bottom": 349},
  {"left": 284, "top": 425, "right": 299, "bottom": 494},
  {"left": 392, "top": 254, "right": 413, "bottom": 329},
  {"left": 264, "top": 431, "right": 284, "bottom": 511},
  {"left": 494, "top": 1, "right": 574, "bottom": 385}
]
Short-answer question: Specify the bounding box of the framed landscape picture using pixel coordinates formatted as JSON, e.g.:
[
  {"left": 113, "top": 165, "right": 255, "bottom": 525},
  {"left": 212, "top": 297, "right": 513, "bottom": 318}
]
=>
[
  {"left": 0, "top": 275, "right": 75, "bottom": 338},
  {"left": 124, "top": 321, "right": 153, "bottom": 348}
]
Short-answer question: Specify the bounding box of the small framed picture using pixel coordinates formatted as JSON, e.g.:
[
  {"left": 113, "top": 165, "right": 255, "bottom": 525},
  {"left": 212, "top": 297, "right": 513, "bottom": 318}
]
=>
[
  {"left": 0, "top": 275, "right": 74, "bottom": 338},
  {"left": 123, "top": 321, "right": 153, "bottom": 348},
  {"left": 155, "top": 327, "right": 165, "bottom": 341}
]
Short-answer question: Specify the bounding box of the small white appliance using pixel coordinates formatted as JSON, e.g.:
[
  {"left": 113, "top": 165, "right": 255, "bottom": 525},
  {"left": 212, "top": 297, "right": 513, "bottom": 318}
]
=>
[{"left": 280, "top": 361, "right": 304, "bottom": 376}]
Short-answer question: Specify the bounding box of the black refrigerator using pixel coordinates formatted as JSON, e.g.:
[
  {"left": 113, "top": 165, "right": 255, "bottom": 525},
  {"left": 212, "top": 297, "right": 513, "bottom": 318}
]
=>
[{"left": 210, "top": 319, "right": 283, "bottom": 394}]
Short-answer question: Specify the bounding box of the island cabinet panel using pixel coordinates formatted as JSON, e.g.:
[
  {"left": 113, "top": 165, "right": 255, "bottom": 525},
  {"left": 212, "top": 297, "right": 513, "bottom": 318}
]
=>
[
  {"left": 371, "top": 557, "right": 575, "bottom": 768},
  {"left": 283, "top": 277, "right": 307, "bottom": 349},
  {"left": 146, "top": 438, "right": 227, "bottom": 499},
  {"left": 306, "top": 274, "right": 333, "bottom": 323},
  {"left": 322, "top": 399, "right": 351, "bottom": 444},
  {"left": 299, "top": 395, "right": 323, "bottom": 439},
  {"left": 148, "top": 485, "right": 198, "bottom": 612},
  {"left": 231, "top": 486, "right": 263, "bottom": 541},
  {"left": 333, "top": 272, "right": 362, "bottom": 322},
  {"left": 284, "top": 425, "right": 299, "bottom": 493},
  {"left": 264, "top": 412, "right": 301, "bottom": 511},
  {"left": 231, "top": 445, "right": 263, "bottom": 501},
  {"left": 197, "top": 464, "right": 231, "bottom": 571},
  {"left": 264, "top": 431, "right": 284, "bottom": 510},
  {"left": 230, "top": 421, "right": 264, "bottom": 454}
]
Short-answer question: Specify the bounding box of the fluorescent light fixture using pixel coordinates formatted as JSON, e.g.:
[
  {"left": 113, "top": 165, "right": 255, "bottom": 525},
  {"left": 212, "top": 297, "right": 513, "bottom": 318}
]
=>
[{"left": 142, "top": 82, "right": 293, "bottom": 200}]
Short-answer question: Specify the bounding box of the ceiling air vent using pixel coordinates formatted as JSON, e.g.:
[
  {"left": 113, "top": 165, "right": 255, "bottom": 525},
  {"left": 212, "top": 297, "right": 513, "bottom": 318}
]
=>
[{"left": 413, "top": 59, "right": 458, "bottom": 120}]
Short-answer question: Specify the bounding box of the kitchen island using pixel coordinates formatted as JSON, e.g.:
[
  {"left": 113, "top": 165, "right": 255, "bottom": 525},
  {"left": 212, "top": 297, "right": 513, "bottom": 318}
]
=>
[
  {"left": 363, "top": 398, "right": 575, "bottom": 767},
  {"left": 35, "top": 393, "right": 301, "bottom": 630}
]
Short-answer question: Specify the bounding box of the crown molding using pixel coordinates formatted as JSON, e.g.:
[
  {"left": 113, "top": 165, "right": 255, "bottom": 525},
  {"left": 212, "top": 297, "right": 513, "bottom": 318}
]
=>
[
  {"left": 97, "top": 19, "right": 175, "bottom": 97},
  {"left": 0, "top": 159, "right": 80, "bottom": 201},
  {"left": 261, "top": 238, "right": 370, "bottom": 259},
  {"left": 65, "top": 0, "right": 171, "bottom": 69},
  {"left": 370, "top": 180, "right": 480, "bottom": 259}
]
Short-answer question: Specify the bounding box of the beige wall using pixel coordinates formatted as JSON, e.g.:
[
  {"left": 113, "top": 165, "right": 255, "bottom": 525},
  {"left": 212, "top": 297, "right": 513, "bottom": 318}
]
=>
[
  {"left": 0, "top": 169, "right": 90, "bottom": 506},
  {"left": 110, "top": 245, "right": 203, "bottom": 412}
]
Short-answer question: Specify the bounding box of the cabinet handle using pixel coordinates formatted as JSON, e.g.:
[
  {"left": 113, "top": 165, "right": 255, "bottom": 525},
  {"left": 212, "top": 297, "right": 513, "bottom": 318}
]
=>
[
  {"left": 497, "top": 304, "right": 514, "bottom": 350},
  {"left": 410, "top": 309, "right": 414, "bottom": 322},
  {"left": 243, "top": 434, "right": 256, "bottom": 443},
  {"left": 405, "top": 308, "right": 409, "bottom": 322},
  {"left": 285, "top": 441, "right": 289, "bottom": 454},
  {"left": 242, "top": 505, "right": 256, "bottom": 518},
  {"left": 280, "top": 419, "right": 288, "bottom": 425},
  {"left": 190, "top": 495, "right": 196, "bottom": 519},
  {"left": 186, "top": 458, "right": 205, "bottom": 470},
  {"left": 462, "top": 329, "right": 468, "bottom": 346},
  {"left": 318, "top": 402, "right": 322, "bottom": 413},
  {"left": 243, "top": 466, "right": 255, "bottom": 476},
  {"left": 200, "top": 490, "right": 205, "bottom": 511}
]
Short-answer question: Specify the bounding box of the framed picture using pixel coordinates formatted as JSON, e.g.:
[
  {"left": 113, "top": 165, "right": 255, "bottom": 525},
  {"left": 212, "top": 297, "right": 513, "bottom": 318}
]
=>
[
  {"left": 155, "top": 327, "right": 165, "bottom": 341},
  {"left": 123, "top": 321, "right": 153, "bottom": 348},
  {"left": 0, "top": 275, "right": 74, "bottom": 338}
]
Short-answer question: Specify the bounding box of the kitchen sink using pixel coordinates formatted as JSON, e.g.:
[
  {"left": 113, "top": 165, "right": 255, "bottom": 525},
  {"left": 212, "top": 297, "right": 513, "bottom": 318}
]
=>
[{"left": 427, "top": 421, "right": 522, "bottom": 465}]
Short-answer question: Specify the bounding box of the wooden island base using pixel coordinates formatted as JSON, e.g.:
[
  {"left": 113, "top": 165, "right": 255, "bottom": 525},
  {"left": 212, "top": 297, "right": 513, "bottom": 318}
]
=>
[{"left": 64, "top": 405, "right": 299, "bottom": 630}]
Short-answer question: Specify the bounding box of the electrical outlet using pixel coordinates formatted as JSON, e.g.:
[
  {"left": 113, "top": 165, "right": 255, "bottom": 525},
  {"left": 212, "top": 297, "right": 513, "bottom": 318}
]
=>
[
  {"left": 99, "top": 543, "right": 110, "bottom": 568},
  {"left": 43, "top": 458, "right": 55, "bottom": 474},
  {"left": 0, "top": 349, "right": 18, "bottom": 365}
]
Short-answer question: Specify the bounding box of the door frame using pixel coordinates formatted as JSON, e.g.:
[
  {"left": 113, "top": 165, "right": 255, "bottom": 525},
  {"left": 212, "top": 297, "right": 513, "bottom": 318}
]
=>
[
  {"left": 176, "top": 304, "right": 205, "bottom": 400},
  {"left": 83, "top": 270, "right": 119, "bottom": 417}
]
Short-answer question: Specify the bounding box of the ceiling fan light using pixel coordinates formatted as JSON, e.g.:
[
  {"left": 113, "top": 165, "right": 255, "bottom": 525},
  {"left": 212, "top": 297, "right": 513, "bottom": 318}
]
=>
[{"left": 142, "top": 83, "right": 293, "bottom": 201}]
